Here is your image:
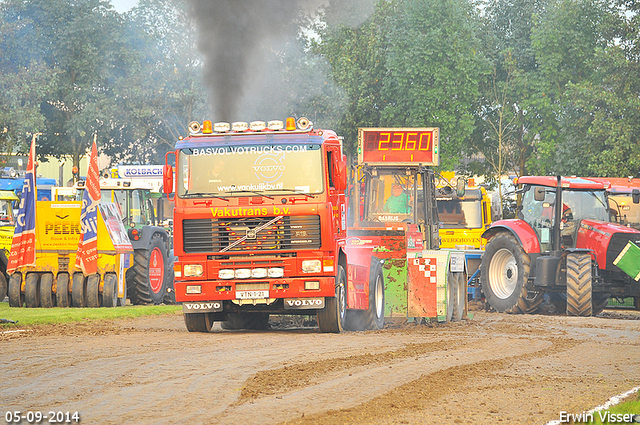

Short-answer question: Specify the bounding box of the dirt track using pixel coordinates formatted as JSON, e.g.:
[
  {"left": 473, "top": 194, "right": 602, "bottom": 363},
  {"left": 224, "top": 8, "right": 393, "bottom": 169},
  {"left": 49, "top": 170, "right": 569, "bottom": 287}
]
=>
[{"left": 2, "top": 308, "right": 640, "bottom": 425}]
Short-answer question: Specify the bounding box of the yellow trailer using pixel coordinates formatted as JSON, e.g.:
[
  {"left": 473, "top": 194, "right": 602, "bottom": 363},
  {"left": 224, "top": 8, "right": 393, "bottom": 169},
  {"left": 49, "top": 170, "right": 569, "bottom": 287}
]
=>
[{"left": 7, "top": 201, "right": 133, "bottom": 308}]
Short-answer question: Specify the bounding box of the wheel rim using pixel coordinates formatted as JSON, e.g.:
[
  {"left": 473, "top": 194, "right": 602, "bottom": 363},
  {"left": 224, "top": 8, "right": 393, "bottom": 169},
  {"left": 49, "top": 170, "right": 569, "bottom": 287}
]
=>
[
  {"left": 489, "top": 248, "right": 518, "bottom": 299},
  {"left": 338, "top": 284, "right": 346, "bottom": 320},
  {"left": 148, "top": 247, "right": 165, "bottom": 294},
  {"left": 374, "top": 274, "right": 384, "bottom": 319}
]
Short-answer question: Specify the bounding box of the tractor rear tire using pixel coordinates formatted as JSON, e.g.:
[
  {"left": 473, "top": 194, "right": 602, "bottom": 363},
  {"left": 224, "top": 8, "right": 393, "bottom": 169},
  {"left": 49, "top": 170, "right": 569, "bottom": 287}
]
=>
[
  {"left": 184, "top": 312, "right": 213, "bottom": 332},
  {"left": 127, "top": 236, "right": 168, "bottom": 305},
  {"left": 102, "top": 274, "right": 118, "bottom": 307},
  {"left": 317, "top": 265, "right": 347, "bottom": 333},
  {"left": 566, "top": 253, "right": 592, "bottom": 316},
  {"left": 481, "top": 233, "right": 541, "bottom": 314},
  {"left": 86, "top": 274, "right": 101, "bottom": 308},
  {"left": 72, "top": 273, "right": 87, "bottom": 308},
  {"left": 56, "top": 273, "right": 70, "bottom": 308},
  {"left": 8, "top": 273, "right": 23, "bottom": 307},
  {"left": 39, "top": 273, "right": 55, "bottom": 308},
  {"left": 25, "top": 273, "right": 40, "bottom": 308},
  {"left": 0, "top": 273, "right": 7, "bottom": 302}
]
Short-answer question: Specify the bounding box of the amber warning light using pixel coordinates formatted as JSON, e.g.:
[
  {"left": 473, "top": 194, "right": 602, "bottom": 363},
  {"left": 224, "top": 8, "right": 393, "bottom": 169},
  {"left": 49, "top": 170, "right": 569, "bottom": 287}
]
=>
[{"left": 357, "top": 127, "right": 439, "bottom": 166}]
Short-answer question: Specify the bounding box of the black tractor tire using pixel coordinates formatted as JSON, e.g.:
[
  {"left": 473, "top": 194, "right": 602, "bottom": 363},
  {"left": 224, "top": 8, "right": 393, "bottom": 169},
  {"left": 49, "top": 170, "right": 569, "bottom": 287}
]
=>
[
  {"left": 363, "top": 260, "right": 385, "bottom": 330},
  {"left": 8, "top": 273, "right": 23, "bottom": 307},
  {"left": 592, "top": 293, "right": 610, "bottom": 315},
  {"left": 102, "top": 274, "right": 118, "bottom": 307},
  {"left": 24, "top": 273, "right": 40, "bottom": 308},
  {"left": 72, "top": 273, "right": 87, "bottom": 308},
  {"left": 56, "top": 273, "right": 70, "bottom": 308},
  {"left": 451, "top": 272, "right": 466, "bottom": 322},
  {"left": 86, "top": 274, "right": 101, "bottom": 308},
  {"left": 127, "top": 236, "right": 168, "bottom": 305},
  {"left": 481, "top": 233, "right": 541, "bottom": 314},
  {"left": 0, "top": 273, "right": 7, "bottom": 302},
  {"left": 39, "top": 273, "right": 55, "bottom": 308},
  {"left": 221, "top": 313, "right": 270, "bottom": 330},
  {"left": 317, "top": 265, "right": 347, "bottom": 333},
  {"left": 566, "top": 253, "right": 593, "bottom": 316},
  {"left": 184, "top": 312, "right": 213, "bottom": 332}
]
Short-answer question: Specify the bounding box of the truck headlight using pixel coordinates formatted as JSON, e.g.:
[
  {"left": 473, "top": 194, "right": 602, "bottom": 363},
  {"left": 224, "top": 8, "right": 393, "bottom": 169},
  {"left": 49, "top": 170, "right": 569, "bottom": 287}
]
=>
[
  {"left": 251, "top": 268, "right": 268, "bottom": 278},
  {"left": 183, "top": 264, "right": 203, "bottom": 277},
  {"left": 301, "top": 260, "right": 321, "bottom": 273},
  {"left": 235, "top": 269, "right": 251, "bottom": 279},
  {"left": 218, "top": 269, "right": 235, "bottom": 280},
  {"left": 268, "top": 267, "right": 284, "bottom": 278}
]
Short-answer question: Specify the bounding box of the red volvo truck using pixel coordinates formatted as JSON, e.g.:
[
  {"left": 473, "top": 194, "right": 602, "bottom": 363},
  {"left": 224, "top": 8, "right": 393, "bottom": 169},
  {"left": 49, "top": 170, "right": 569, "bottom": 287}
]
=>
[{"left": 163, "top": 118, "right": 384, "bottom": 332}]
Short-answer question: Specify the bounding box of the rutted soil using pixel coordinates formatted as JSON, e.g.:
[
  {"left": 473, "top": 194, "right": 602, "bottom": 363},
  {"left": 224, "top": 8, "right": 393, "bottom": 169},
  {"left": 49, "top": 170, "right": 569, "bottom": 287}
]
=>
[{"left": 2, "top": 308, "right": 640, "bottom": 425}]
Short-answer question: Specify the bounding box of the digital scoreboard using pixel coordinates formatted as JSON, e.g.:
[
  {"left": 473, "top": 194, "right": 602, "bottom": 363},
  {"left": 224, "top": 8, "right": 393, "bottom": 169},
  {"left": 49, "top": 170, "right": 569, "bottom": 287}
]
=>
[{"left": 357, "top": 128, "right": 439, "bottom": 166}]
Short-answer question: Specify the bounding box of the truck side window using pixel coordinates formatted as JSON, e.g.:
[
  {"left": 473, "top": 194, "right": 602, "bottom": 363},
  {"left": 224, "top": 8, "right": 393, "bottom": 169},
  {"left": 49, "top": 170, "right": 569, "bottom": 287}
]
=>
[{"left": 327, "top": 151, "right": 335, "bottom": 188}]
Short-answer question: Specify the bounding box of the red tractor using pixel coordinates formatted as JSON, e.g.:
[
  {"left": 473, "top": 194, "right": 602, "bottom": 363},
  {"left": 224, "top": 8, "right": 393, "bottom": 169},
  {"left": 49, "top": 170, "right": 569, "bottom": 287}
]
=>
[{"left": 481, "top": 176, "right": 640, "bottom": 316}]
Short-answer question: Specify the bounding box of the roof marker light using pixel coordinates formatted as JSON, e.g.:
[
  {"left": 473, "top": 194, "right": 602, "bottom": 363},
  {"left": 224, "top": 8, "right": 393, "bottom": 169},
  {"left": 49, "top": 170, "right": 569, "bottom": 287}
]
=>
[
  {"left": 232, "top": 122, "right": 249, "bottom": 132},
  {"left": 268, "top": 120, "right": 284, "bottom": 130},
  {"left": 214, "top": 122, "right": 231, "bottom": 132},
  {"left": 250, "top": 121, "right": 266, "bottom": 131},
  {"left": 286, "top": 117, "right": 296, "bottom": 131},
  {"left": 202, "top": 120, "right": 213, "bottom": 134}
]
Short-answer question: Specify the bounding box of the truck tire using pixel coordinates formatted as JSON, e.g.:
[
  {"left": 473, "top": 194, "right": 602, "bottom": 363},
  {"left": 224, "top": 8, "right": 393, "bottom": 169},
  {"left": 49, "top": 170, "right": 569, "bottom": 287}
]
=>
[
  {"left": 0, "top": 273, "right": 7, "bottom": 302},
  {"left": 25, "top": 273, "right": 40, "bottom": 308},
  {"left": 481, "top": 233, "right": 541, "bottom": 314},
  {"left": 162, "top": 255, "right": 176, "bottom": 305},
  {"left": 72, "top": 273, "right": 87, "bottom": 308},
  {"left": 8, "top": 273, "right": 23, "bottom": 307},
  {"left": 317, "top": 265, "right": 347, "bottom": 333},
  {"left": 39, "top": 273, "right": 55, "bottom": 308},
  {"left": 86, "top": 274, "right": 101, "bottom": 308},
  {"left": 363, "top": 262, "right": 385, "bottom": 330},
  {"left": 56, "top": 273, "right": 70, "bottom": 308},
  {"left": 451, "top": 272, "right": 465, "bottom": 322},
  {"left": 592, "top": 293, "right": 610, "bottom": 315},
  {"left": 566, "top": 253, "right": 592, "bottom": 316},
  {"left": 102, "top": 274, "right": 118, "bottom": 307},
  {"left": 221, "top": 313, "right": 270, "bottom": 330},
  {"left": 184, "top": 312, "right": 213, "bottom": 332},
  {"left": 127, "top": 236, "right": 168, "bottom": 305}
]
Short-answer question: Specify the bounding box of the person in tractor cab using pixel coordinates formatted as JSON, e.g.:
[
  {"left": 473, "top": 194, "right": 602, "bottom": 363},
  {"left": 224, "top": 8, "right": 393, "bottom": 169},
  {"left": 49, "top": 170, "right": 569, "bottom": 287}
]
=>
[
  {"left": 561, "top": 203, "right": 576, "bottom": 247},
  {"left": 384, "top": 183, "right": 411, "bottom": 214}
]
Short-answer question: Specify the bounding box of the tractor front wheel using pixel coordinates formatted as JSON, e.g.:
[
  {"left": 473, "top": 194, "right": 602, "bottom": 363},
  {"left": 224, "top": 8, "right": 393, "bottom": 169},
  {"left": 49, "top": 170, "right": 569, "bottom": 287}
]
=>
[
  {"left": 566, "top": 253, "right": 593, "bottom": 316},
  {"left": 127, "top": 236, "right": 168, "bottom": 305}
]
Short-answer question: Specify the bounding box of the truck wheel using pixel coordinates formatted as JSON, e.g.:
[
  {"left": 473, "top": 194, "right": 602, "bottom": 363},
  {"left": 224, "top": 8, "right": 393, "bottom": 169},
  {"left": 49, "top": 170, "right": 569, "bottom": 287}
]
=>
[
  {"left": 102, "top": 274, "right": 118, "bottom": 307},
  {"left": 481, "top": 233, "right": 538, "bottom": 314},
  {"left": 364, "top": 262, "right": 385, "bottom": 330},
  {"left": 8, "top": 273, "right": 23, "bottom": 307},
  {"left": 72, "top": 273, "right": 87, "bottom": 308},
  {"left": 162, "top": 255, "right": 176, "bottom": 305},
  {"left": 317, "top": 265, "right": 347, "bottom": 333},
  {"left": 221, "top": 313, "right": 270, "bottom": 330},
  {"left": 127, "top": 237, "right": 168, "bottom": 305},
  {"left": 86, "top": 274, "right": 101, "bottom": 308},
  {"left": 0, "top": 273, "right": 7, "bottom": 302},
  {"left": 451, "top": 272, "right": 465, "bottom": 322},
  {"left": 184, "top": 312, "right": 213, "bottom": 332},
  {"left": 25, "top": 273, "right": 40, "bottom": 308},
  {"left": 39, "top": 273, "right": 55, "bottom": 308},
  {"left": 566, "top": 253, "right": 592, "bottom": 316},
  {"left": 56, "top": 273, "right": 70, "bottom": 308}
]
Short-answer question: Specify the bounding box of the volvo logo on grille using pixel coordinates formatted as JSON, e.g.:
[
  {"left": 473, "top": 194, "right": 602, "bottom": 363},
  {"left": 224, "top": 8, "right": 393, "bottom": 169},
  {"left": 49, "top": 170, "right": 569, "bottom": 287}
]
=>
[{"left": 246, "top": 229, "right": 257, "bottom": 239}]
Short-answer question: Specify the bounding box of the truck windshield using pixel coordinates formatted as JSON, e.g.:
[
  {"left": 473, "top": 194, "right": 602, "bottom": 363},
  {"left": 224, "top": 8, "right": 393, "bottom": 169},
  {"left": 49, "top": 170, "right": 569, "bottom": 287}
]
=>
[
  {"left": 177, "top": 143, "right": 324, "bottom": 197},
  {"left": 609, "top": 194, "right": 640, "bottom": 229},
  {"left": 437, "top": 199, "right": 483, "bottom": 228}
]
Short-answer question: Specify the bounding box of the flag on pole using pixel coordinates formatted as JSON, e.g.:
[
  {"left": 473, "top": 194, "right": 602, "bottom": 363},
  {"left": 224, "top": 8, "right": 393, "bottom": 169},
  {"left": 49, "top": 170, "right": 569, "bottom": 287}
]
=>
[
  {"left": 75, "top": 136, "right": 101, "bottom": 275},
  {"left": 6, "top": 135, "right": 38, "bottom": 274}
]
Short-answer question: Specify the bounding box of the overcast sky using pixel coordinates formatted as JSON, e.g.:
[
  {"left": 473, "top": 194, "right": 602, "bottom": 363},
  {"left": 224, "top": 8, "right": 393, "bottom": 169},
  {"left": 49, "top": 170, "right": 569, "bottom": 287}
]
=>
[{"left": 111, "top": 0, "right": 138, "bottom": 13}]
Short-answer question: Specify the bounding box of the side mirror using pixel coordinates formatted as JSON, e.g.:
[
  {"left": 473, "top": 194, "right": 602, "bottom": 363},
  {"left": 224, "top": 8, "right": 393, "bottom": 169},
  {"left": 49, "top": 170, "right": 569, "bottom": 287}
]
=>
[
  {"left": 334, "top": 160, "right": 347, "bottom": 192},
  {"left": 163, "top": 164, "right": 173, "bottom": 194},
  {"left": 633, "top": 188, "right": 640, "bottom": 204},
  {"left": 534, "top": 186, "right": 546, "bottom": 202}
]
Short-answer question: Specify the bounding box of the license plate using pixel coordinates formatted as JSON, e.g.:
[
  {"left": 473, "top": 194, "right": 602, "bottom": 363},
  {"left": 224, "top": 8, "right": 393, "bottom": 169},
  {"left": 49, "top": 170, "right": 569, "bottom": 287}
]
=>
[{"left": 236, "top": 290, "right": 269, "bottom": 300}]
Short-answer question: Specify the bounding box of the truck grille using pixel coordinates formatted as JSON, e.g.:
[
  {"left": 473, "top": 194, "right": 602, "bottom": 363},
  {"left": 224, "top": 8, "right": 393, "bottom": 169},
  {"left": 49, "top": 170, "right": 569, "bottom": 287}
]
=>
[
  {"left": 606, "top": 232, "right": 640, "bottom": 271},
  {"left": 183, "top": 215, "right": 321, "bottom": 253}
]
